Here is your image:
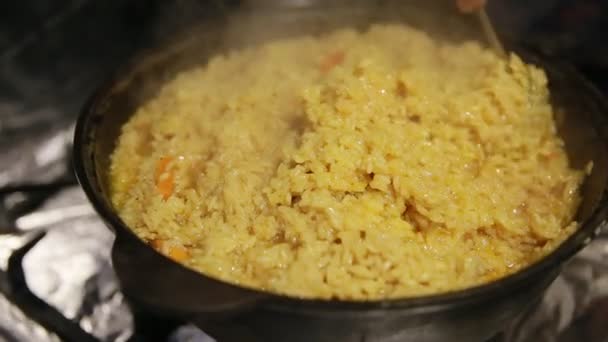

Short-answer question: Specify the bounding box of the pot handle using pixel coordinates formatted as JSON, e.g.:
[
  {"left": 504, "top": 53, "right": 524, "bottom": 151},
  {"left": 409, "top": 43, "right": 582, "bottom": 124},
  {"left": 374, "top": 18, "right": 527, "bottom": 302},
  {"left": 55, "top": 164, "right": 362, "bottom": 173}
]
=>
[{"left": 111, "top": 232, "right": 269, "bottom": 318}]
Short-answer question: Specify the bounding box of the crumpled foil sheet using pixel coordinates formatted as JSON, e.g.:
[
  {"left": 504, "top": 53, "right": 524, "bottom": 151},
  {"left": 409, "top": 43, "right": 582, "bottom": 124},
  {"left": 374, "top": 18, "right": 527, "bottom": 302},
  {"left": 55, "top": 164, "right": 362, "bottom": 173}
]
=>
[{"left": 0, "top": 112, "right": 607, "bottom": 342}]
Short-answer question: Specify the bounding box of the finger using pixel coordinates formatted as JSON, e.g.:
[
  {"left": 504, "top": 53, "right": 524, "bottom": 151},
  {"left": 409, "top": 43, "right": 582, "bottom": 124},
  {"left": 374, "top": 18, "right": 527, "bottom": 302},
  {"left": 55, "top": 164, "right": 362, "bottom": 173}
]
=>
[{"left": 457, "top": 0, "right": 487, "bottom": 13}]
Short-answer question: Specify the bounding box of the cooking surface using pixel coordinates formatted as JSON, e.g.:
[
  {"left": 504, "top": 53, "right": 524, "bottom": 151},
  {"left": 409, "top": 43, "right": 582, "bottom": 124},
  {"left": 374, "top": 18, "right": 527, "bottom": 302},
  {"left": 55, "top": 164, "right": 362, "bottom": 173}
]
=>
[{"left": 1, "top": 1, "right": 607, "bottom": 341}]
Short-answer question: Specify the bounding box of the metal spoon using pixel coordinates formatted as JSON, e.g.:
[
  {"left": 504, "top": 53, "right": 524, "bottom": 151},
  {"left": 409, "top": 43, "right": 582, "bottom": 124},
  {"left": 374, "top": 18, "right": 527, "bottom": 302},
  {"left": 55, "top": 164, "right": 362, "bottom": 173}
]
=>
[{"left": 477, "top": 8, "right": 506, "bottom": 57}]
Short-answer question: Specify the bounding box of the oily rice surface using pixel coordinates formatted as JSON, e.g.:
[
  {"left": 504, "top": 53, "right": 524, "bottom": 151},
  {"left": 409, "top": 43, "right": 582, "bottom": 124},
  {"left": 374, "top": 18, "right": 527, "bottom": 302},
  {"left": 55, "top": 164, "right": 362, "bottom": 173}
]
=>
[{"left": 110, "top": 25, "right": 584, "bottom": 300}]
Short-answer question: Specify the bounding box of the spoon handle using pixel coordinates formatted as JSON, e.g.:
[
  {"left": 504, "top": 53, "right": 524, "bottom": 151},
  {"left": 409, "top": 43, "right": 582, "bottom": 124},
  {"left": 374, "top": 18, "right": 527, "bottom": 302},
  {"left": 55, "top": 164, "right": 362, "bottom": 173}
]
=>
[{"left": 478, "top": 8, "right": 506, "bottom": 57}]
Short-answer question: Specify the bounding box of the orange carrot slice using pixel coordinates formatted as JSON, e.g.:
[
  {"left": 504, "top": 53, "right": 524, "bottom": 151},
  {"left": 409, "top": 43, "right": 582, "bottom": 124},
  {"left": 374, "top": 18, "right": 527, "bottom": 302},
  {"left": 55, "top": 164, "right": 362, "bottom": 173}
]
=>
[
  {"left": 150, "top": 238, "right": 163, "bottom": 250},
  {"left": 155, "top": 156, "right": 174, "bottom": 199},
  {"left": 320, "top": 50, "right": 345, "bottom": 73},
  {"left": 157, "top": 173, "right": 174, "bottom": 200},
  {"left": 168, "top": 245, "right": 190, "bottom": 262},
  {"left": 155, "top": 156, "right": 172, "bottom": 180}
]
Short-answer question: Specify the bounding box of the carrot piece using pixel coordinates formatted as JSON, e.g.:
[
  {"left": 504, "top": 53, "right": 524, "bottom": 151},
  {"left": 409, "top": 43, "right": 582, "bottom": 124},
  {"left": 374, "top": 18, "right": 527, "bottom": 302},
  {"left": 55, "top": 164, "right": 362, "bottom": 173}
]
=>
[
  {"left": 155, "top": 156, "right": 174, "bottom": 199},
  {"left": 150, "top": 238, "right": 163, "bottom": 250},
  {"left": 320, "top": 50, "right": 345, "bottom": 73},
  {"left": 168, "top": 245, "right": 190, "bottom": 262},
  {"left": 155, "top": 156, "right": 172, "bottom": 180},
  {"left": 157, "top": 173, "right": 174, "bottom": 200}
]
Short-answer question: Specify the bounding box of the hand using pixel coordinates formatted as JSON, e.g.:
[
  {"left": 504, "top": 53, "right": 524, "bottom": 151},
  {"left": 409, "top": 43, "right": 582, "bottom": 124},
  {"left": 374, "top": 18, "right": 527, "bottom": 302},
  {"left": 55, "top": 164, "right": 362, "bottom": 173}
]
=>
[{"left": 456, "top": 0, "right": 486, "bottom": 13}]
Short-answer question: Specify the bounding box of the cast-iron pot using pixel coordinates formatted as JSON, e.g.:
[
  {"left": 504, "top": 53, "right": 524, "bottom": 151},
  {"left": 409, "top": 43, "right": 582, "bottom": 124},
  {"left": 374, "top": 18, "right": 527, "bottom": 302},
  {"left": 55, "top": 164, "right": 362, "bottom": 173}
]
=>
[{"left": 73, "top": 2, "right": 608, "bottom": 341}]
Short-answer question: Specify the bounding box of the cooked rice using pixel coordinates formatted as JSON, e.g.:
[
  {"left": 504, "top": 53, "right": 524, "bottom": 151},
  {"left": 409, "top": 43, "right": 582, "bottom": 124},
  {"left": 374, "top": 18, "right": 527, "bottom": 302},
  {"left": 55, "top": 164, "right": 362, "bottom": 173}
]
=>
[{"left": 110, "top": 25, "right": 584, "bottom": 300}]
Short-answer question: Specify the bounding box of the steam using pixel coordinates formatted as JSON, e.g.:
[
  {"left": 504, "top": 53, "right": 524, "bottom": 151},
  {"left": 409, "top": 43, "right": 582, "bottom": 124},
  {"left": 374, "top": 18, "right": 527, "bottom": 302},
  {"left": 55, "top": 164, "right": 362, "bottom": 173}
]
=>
[
  {"left": 115, "top": 0, "right": 490, "bottom": 116},
  {"left": 138, "top": 0, "right": 487, "bottom": 63}
]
